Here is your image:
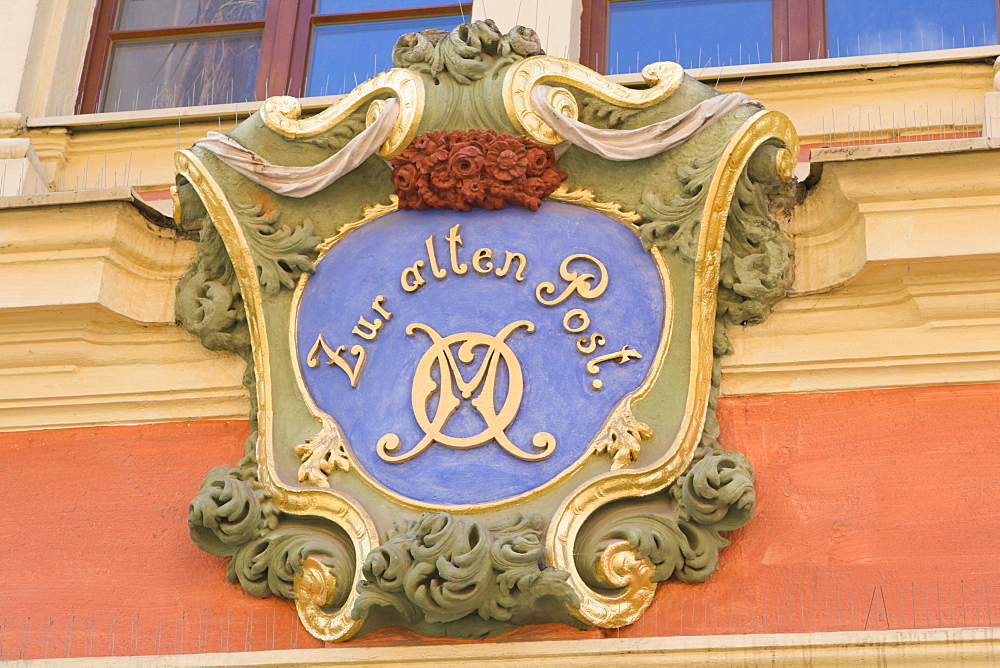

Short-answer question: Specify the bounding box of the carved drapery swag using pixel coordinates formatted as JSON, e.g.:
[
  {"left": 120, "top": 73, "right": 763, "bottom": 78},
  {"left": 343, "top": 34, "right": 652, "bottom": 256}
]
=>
[{"left": 177, "top": 19, "right": 798, "bottom": 642}]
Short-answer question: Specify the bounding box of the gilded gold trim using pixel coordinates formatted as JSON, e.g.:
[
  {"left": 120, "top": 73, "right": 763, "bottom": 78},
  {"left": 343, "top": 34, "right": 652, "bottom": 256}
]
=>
[
  {"left": 175, "top": 149, "right": 379, "bottom": 643},
  {"left": 548, "top": 186, "right": 643, "bottom": 225},
  {"left": 169, "top": 185, "right": 181, "bottom": 226},
  {"left": 259, "top": 69, "right": 425, "bottom": 159},
  {"left": 286, "top": 197, "right": 673, "bottom": 514},
  {"left": 502, "top": 57, "right": 684, "bottom": 146},
  {"left": 546, "top": 109, "right": 800, "bottom": 628}
]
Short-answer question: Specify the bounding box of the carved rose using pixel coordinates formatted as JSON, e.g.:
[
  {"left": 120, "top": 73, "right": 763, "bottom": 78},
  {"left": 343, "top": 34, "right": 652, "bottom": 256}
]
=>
[
  {"left": 524, "top": 147, "right": 551, "bottom": 176},
  {"left": 447, "top": 144, "right": 485, "bottom": 178},
  {"left": 411, "top": 130, "right": 443, "bottom": 156},
  {"left": 486, "top": 138, "right": 527, "bottom": 181},
  {"left": 392, "top": 163, "right": 419, "bottom": 191},
  {"left": 390, "top": 129, "right": 567, "bottom": 212}
]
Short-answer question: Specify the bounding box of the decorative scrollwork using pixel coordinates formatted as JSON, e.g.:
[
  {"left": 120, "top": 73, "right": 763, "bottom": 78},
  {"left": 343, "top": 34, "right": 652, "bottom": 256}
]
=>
[
  {"left": 176, "top": 148, "right": 380, "bottom": 643},
  {"left": 546, "top": 109, "right": 798, "bottom": 630},
  {"left": 189, "top": 457, "right": 353, "bottom": 602},
  {"left": 581, "top": 448, "right": 755, "bottom": 593},
  {"left": 354, "top": 513, "right": 578, "bottom": 633},
  {"left": 231, "top": 198, "right": 320, "bottom": 297},
  {"left": 503, "top": 56, "right": 684, "bottom": 146},
  {"left": 175, "top": 219, "right": 249, "bottom": 356},
  {"left": 638, "top": 146, "right": 726, "bottom": 261},
  {"left": 259, "top": 68, "right": 424, "bottom": 158},
  {"left": 547, "top": 185, "right": 642, "bottom": 225}
]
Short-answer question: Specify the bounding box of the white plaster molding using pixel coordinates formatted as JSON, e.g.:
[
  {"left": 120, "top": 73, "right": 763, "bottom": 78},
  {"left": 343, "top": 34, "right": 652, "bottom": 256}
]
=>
[
  {"left": 0, "top": 308, "right": 247, "bottom": 432},
  {"left": 7, "top": 626, "right": 1000, "bottom": 667},
  {"left": 0, "top": 0, "right": 40, "bottom": 115},
  {"left": 0, "top": 188, "right": 189, "bottom": 323},
  {"left": 0, "top": 137, "right": 49, "bottom": 196}
]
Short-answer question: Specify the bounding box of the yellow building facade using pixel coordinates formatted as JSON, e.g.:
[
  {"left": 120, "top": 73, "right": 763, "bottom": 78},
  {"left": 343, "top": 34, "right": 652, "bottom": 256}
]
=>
[{"left": 2, "top": 1, "right": 1000, "bottom": 664}]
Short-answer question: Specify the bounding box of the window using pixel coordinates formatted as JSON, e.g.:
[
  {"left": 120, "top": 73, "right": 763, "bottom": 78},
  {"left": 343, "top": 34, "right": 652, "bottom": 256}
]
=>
[
  {"left": 78, "top": 0, "right": 469, "bottom": 114},
  {"left": 606, "top": 0, "right": 772, "bottom": 73},
  {"left": 304, "top": 2, "right": 465, "bottom": 97},
  {"left": 582, "top": 0, "right": 1000, "bottom": 73},
  {"left": 825, "top": 0, "right": 998, "bottom": 57}
]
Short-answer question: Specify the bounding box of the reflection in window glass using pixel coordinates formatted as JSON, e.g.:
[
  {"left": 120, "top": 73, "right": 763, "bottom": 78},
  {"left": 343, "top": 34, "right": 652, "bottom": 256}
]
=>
[
  {"left": 102, "top": 33, "right": 261, "bottom": 111},
  {"left": 316, "top": 0, "right": 456, "bottom": 12},
  {"left": 306, "top": 16, "right": 462, "bottom": 96},
  {"left": 827, "top": 0, "right": 997, "bottom": 57},
  {"left": 117, "top": 0, "right": 267, "bottom": 31},
  {"left": 608, "top": 0, "right": 772, "bottom": 73}
]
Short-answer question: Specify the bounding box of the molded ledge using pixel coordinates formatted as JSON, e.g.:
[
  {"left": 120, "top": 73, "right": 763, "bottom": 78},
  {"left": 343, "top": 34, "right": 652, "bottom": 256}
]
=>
[
  {"left": 722, "top": 141, "right": 1000, "bottom": 396},
  {"left": 6, "top": 627, "right": 1000, "bottom": 667},
  {"left": 0, "top": 187, "right": 189, "bottom": 323},
  {"left": 0, "top": 190, "right": 248, "bottom": 430}
]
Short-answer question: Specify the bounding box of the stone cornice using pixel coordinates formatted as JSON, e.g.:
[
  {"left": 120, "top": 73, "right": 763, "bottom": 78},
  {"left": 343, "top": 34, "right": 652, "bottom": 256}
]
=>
[
  {"left": 7, "top": 626, "right": 1000, "bottom": 667},
  {"left": 0, "top": 190, "right": 247, "bottom": 431}
]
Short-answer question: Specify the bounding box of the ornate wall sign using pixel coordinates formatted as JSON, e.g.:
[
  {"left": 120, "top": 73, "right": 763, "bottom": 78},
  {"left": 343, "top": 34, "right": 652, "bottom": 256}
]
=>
[{"left": 177, "top": 20, "right": 798, "bottom": 641}]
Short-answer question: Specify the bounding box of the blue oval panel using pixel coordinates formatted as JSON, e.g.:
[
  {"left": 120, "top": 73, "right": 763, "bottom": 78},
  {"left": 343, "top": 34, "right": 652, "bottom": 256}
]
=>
[{"left": 296, "top": 201, "right": 666, "bottom": 505}]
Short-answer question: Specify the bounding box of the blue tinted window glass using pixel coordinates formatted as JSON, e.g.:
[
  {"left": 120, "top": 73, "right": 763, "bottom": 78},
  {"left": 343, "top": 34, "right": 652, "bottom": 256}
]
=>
[
  {"left": 827, "top": 0, "right": 997, "bottom": 57},
  {"left": 306, "top": 15, "right": 462, "bottom": 96},
  {"left": 607, "top": 0, "right": 772, "bottom": 73},
  {"left": 316, "top": 0, "right": 456, "bottom": 12}
]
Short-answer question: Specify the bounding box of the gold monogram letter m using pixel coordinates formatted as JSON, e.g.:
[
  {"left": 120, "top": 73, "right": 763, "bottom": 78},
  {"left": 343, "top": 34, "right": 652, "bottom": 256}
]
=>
[{"left": 377, "top": 320, "right": 556, "bottom": 463}]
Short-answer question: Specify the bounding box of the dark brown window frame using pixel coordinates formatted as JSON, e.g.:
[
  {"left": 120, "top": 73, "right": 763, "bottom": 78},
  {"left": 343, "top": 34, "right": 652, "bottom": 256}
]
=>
[
  {"left": 581, "top": 0, "right": 1000, "bottom": 73},
  {"left": 77, "top": 0, "right": 470, "bottom": 114},
  {"left": 287, "top": 3, "right": 470, "bottom": 100}
]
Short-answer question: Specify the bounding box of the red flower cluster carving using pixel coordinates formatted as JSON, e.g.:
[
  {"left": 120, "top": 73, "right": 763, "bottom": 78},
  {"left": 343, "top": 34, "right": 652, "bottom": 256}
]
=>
[{"left": 390, "top": 129, "right": 567, "bottom": 212}]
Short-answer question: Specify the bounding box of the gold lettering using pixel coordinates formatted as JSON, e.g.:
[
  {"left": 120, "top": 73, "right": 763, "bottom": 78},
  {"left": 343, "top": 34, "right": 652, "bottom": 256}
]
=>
[
  {"left": 352, "top": 316, "right": 384, "bottom": 341},
  {"left": 401, "top": 260, "right": 426, "bottom": 292},
  {"left": 377, "top": 321, "right": 555, "bottom": 463},
  {"left": 306, "top": 335, "right": 367, "bottom": 388},
  {"left": 425, "top": 234, "right": 447, "bottom": 280},
  {"left": 535, "top": 254, "right": 609, "bottom": 307},
  {"left": 445, "top": 224, "right": 468, "bottom": 275},
  {"left": 586, "top": 345, "right": 642, "bottom": 390},
  {"left": 371, "top": 294, "right": 392, "bottom": 320},
  {"left": 496, "top": 251, "right": 526, "bottom": 282},
  {"left": 576, "top": 332, "right": 606, "bottom": 354},
  {"left": 472, "top": 248, "right": 494, "bottom": 275},
  {"left": 562, "top": 308, "right": 590, "bottom": 333}
]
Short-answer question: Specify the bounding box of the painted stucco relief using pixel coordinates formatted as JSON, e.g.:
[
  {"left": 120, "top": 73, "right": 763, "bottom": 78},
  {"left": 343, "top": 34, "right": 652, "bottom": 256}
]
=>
[{"left": 175, "top": 20, "right": 798, "bottom": 641}]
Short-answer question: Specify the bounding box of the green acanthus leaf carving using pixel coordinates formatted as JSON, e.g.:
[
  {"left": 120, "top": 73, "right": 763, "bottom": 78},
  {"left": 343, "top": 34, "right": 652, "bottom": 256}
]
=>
[
  {"left": 354, "top": 513, "right": 578, "bottom": 626},
  {"left": 188, "top": 456, "right": 279, "bottom": 556},
  {"left": 300, "top": 118, "right": 367, "bottom": 152},
  {"left": 188, "top": 455, "right": 354, "bottom": 604},
  {"left": 232, "top": 199, "right": 321, "bottom": 296},
  {"left": 576, "top": 144, "right": 791, "bottom": 592},
  {"left": 226, "top": 527, "right": 354, "bottom": 603},
  {"left": 175, "top": 209, "right": 249, "bottom": 356},
  {"left": 638, "top": 146, "right": 725, "bottom": 260},
  {"left": 716, "top": 145, "right": 796, "bottom": 329},
  {"left": 639, "top": 144, "right": 798, "bottom": 442},
  {"left": 583, "top": 447, "right": 755, "bottom": 587},
  {"left": 392, "top": 20, "right": 543, "bottom": 85},
  {"left": 577, "top": 96, "right": 646, "bottom": 129}
]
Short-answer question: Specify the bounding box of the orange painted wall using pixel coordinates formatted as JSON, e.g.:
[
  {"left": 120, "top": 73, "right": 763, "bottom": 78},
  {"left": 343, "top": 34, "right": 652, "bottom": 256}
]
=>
[{"left": 1, "top": 383, "right": 999, "bottom": 659}]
